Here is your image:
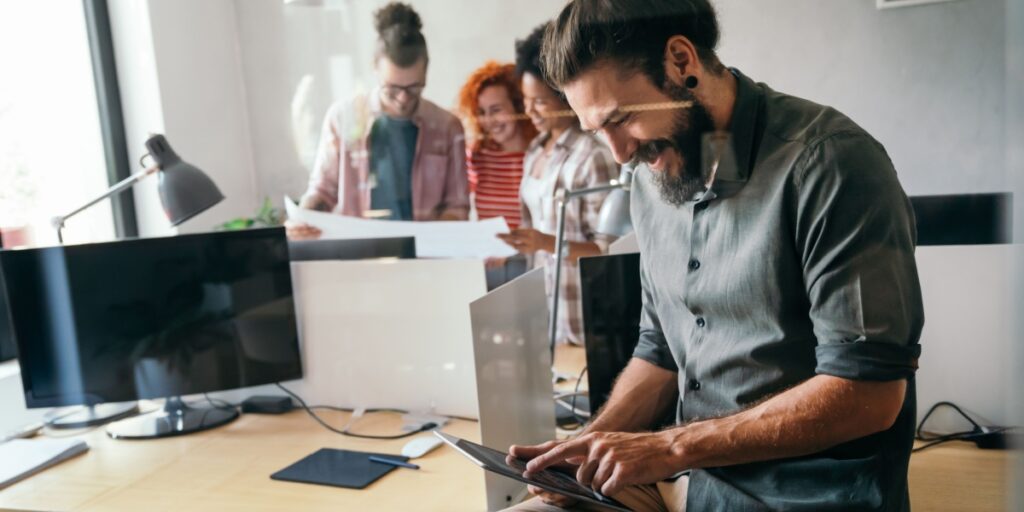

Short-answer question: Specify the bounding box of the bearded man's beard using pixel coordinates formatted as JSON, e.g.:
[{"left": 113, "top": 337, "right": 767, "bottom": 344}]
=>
[{"left": 637, "top": 82, "right": 716, "bottom": 206}]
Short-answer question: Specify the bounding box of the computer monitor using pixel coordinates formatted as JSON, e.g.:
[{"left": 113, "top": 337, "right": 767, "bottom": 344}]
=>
[
  {"left": 910, "top": 192, "right": 1012, "bottom": 245},
  {"left": 0, "top": 227, "right": 302, "bottom": 439},
  {"left": 287, "top": 236, "right": 415, "bottom": 261},
  {"left": 579, "top": 253, "right": 643, "bottom": 417},
  {"left": 0, "top": 266, "right": 16, "bottom": 363}
]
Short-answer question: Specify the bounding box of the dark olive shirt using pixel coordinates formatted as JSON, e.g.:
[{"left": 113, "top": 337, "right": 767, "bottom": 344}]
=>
[{"left": 631, "top": 70, "right": 924, "bottom": 511}]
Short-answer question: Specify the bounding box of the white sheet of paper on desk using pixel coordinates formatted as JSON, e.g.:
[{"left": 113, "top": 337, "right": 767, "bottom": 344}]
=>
[
  {"left": 0, "top": 438, "right": 89, "bottom": 490},
  {"left": 285, "top": 196, "right": 517, "bottom": 259}
]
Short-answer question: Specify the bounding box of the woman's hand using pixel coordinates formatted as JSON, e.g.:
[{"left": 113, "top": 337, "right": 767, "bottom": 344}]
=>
[
  {"left": 497, "top": 228, "right": 554, "bottom": 255},
  {"left": 284, "top": 220, "right": 322, "bottom": 240}
]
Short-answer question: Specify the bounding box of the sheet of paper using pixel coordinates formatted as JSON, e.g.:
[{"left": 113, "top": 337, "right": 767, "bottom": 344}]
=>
[
  {"left": 285, "top": 197, "right": 517, "bottom": 259},
  {"left": 0, "top": 438, "right": 89, "bottom": 489}
]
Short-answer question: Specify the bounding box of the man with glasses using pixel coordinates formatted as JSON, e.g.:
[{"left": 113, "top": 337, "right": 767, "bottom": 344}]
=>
[{"left": 289, "top": 3, "right": 468, "bottom": 239}]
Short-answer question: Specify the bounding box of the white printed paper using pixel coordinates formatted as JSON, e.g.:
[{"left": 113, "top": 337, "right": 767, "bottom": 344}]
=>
[{"left": 285, "top": 197, "right": 517, "bottom": 259}]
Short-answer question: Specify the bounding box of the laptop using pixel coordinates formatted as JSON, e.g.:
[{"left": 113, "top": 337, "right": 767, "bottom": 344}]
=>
[{"left": 470, "top": 268, "right": 557, "bottom": 510}]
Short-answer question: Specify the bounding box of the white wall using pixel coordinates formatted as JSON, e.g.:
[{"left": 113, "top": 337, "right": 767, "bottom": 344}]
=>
[
  {"left": 109, "top": 0, "right": 259, "bottom": 238},
  {"left": 1005, "top": 0, "right": 1024, "bottom": 506},
  {"left": 714, "top": 0, "right": 1007, "bottom": 199}
]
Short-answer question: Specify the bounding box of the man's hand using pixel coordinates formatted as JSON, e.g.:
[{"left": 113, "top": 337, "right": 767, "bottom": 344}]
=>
[
  {"left": 523, "top": 431, "right": 685, "bottom": 497},
  {"left": 284, "top": 220, "right": 322, "bottom": 240},
  {"left": 509, "top": 441, "right": 580, "bottom": 508},
  {"left": 497, "top": 228, "right": 554, "bottom": 254}
]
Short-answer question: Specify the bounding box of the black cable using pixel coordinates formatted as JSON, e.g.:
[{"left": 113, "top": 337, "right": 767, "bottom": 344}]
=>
[
  {"left": 275, "top": 382, "right": 437, "bottom": 440},
  {"left": 915, "top": 401, "right": 983, "bottom": 441},
  {"left": 570, "top": 366, "right": 588, "bottom": 426},
  {"left": 912, "top": 401, "right": 1018, "bottom": 453}
]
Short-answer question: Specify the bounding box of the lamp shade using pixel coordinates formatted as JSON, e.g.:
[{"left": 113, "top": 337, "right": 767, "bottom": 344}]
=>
[
  {"left": 596, "top": 166, "right": 634, "bottom": 236},
  {"left": 145, "top": 134, "right": 225, "bottom": 226}
]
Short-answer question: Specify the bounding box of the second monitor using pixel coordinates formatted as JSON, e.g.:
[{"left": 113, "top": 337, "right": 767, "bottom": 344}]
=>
[{"left": 0, "top": 227, "right": 302, "bottom": 439}]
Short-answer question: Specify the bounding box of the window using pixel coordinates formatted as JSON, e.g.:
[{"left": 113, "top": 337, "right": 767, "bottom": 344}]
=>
[{"left": 0, "top": 0, "right": 120, "bottom": 246}]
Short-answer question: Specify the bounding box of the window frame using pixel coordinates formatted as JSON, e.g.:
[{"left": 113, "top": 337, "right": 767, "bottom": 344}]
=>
[{"left": 82, "top": 0, "right": 138, "bottom": 239}]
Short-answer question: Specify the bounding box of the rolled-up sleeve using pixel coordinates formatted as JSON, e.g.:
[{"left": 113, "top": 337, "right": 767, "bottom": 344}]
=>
[
  {"left": 632, "top": 255, "right": 679, "bottom": 372},
  {"left": 794, "top": 132, "right": 924, "bottom": 381},
  {"left": 442, "top": 119, "right": 470, "bottom": 219},
  {"left": 304, "top": 102, "right": 344, "bottom": 211}
]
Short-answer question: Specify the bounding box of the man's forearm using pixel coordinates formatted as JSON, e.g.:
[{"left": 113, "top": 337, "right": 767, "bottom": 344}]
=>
[
  {"left": 667, "top": 375, "right": 907, "bottom": 470},
  {"left": 584, "top": 358, "right": 678, "bottom": 434}
]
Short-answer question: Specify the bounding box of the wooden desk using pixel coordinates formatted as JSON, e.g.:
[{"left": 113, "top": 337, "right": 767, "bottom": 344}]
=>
[
  {"left": 909, "top": 440, "right": 1014, "bottom": 512},
  {"left": 0, "top": 346, "right": 1013, "bottom": 511},
  {"left": 0, "top": 410, "right": 485, "bottom": 511}
]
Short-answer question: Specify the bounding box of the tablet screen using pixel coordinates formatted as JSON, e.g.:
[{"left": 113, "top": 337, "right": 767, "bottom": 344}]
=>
[{"left": 438, "top": 433, "right": 629, "bottom": 511}]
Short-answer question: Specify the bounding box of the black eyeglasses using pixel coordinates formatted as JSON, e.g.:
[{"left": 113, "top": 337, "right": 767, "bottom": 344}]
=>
[{"left": 380, "top": 82, "right": 425, "bottom": 101}]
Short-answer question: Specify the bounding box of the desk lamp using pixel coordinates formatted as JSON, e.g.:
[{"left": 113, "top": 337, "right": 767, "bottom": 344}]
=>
[
  {"left": 42, "top": 134, "right": 224, "bottom": 429},
  {"left": 52, "top": 134, "right": 225, "bottom": 243},
  {"left": 547, "top": 165, "right": 635, "bottom": 355}
]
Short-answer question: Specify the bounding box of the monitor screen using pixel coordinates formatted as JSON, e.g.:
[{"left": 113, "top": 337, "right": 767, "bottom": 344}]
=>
[
  {"left": 287, "top": 237, "right": 415, "bottom": 261},
  {"left": 579, "top": 253, "right": 642, "bottom": 416},
  {"left": 910, "top": 192, "right": 1012, "bottom": 245},
  {"left": 0, "top": 266, "right": 16, "bottom": 363},
  {"left": 0, "top": 228, "right": 302, "bottom": 408}
]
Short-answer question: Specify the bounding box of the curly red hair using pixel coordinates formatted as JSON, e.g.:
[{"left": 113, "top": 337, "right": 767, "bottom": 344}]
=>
[{"left": 458, "top": 61, "right": 537, "bottom": 151}]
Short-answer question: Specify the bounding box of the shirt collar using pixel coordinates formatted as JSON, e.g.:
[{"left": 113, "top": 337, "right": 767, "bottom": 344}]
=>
[{"left": 704, "top": 68, "right": 764, "bottom": 201}]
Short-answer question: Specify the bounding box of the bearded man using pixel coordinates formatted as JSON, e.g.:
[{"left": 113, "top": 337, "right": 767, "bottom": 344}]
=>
[{"left": 506, "top": 1, "right": 924, "bottom": 511}]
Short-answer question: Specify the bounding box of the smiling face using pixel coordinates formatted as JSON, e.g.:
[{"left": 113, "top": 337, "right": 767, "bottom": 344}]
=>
[
  {"left": 562, "top": 61, "right": 716, "bottom": 205},
  {"left": 476, "top": 84, "right": 521, "bottom": 149},
  {"left": 521, "top": 72, "right": 576, "bottom": 135},
  {"left": 376, "top": 56, "right": 427, "bottom": 119}
]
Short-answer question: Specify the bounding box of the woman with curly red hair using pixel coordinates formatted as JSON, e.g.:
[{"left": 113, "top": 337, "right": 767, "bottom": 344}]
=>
[{"left": 458, "top": 61, "right": 537, "bottom": 231}]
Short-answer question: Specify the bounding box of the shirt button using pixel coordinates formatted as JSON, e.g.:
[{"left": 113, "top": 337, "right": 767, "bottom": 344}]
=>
[
  {"left": 688, "top": 259, "right": 701, "bottom": 271},
  {"left": 688, "top": 379, "right": 701, "bottom": 391},
  {"left": 696, "top": 317, "right": 706, "bottom": 328}
]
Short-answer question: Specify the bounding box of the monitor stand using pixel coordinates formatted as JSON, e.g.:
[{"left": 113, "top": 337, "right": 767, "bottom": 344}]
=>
[
  {"left": 105, "top": 396, "right": 239, "bottom": 440},
  {"left": 48, "top": 402, "right": 140, "bottom": 429}
]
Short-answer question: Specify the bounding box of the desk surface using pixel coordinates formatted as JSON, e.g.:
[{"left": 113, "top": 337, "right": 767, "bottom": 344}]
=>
[{"left": 0, "top": 346, "right": 1014, "bottom": 511}]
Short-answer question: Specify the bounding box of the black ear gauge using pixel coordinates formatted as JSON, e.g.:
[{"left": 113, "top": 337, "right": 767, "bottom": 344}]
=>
[{"left": 685, "top": 75, "right": 699, "bottom": 89}]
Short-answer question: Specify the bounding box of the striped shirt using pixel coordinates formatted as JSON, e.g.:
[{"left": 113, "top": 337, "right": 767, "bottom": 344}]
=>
[{"left": 467, "top": 147, "right": 525, "bottom": 229}]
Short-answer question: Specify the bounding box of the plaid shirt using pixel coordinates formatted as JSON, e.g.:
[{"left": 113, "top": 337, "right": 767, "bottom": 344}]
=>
[
  {"left": 521, "top": 127, "right": 619, "bottom": 345},
  {"left": 304, "top": 92, "right": 469, "bottom": 220}
]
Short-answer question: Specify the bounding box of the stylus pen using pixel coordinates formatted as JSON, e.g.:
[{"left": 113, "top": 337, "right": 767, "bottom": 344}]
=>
[{"left": 369, "top": 456, "right": 420, "bottom": 470}]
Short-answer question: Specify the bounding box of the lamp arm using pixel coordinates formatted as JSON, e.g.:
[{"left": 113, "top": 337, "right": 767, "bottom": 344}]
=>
[
  {"left": 549, "top": 191, "right": 570, "bottom": 357},
  {"left": 52, "top": 166, "right": 158, "bottom": 243},
  {"left": 547, "top": 178, "right": 629, "bottom": 354},
  {"left": 562, "top": 180, "right": 626, "bottom": 199}
]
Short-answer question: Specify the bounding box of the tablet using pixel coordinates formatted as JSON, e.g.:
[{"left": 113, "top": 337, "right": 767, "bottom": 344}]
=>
[{"left": 434, "top": 432, "right": 631, "bottom": 512}]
